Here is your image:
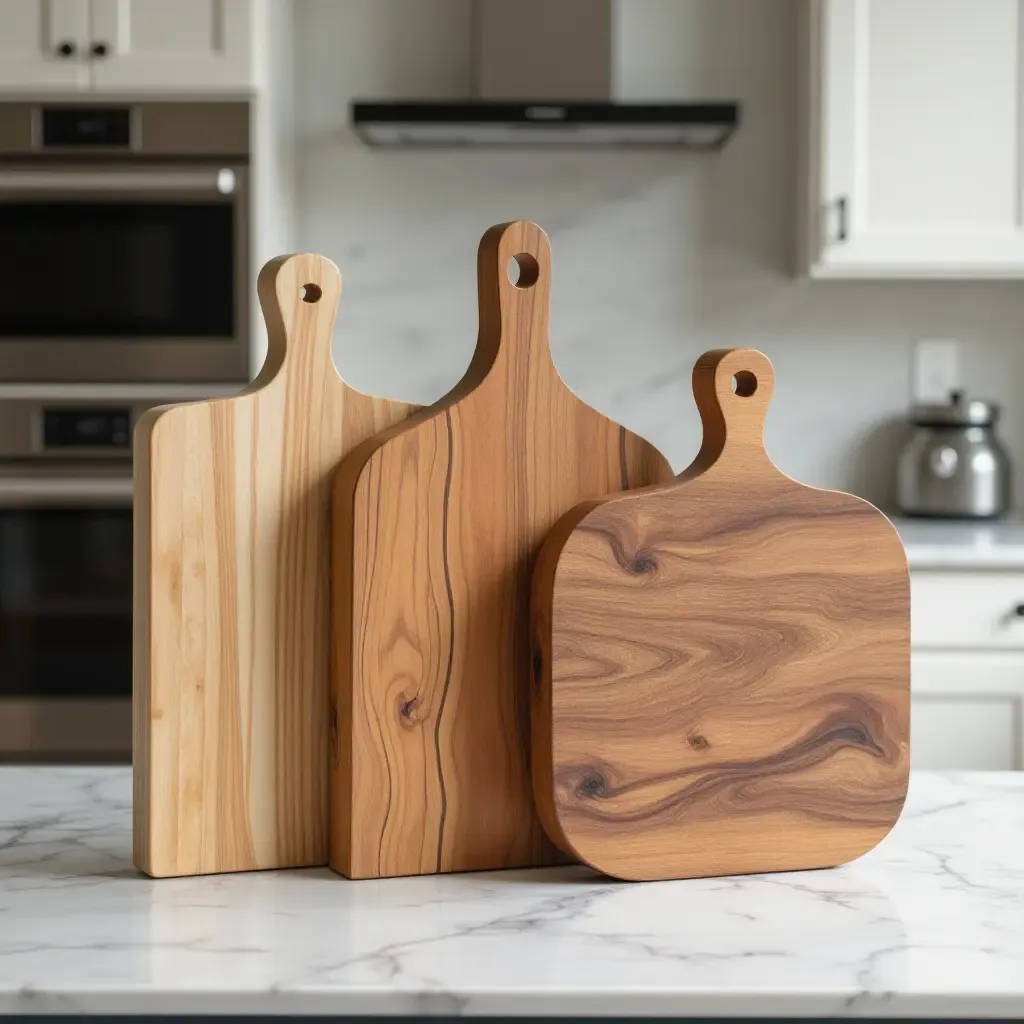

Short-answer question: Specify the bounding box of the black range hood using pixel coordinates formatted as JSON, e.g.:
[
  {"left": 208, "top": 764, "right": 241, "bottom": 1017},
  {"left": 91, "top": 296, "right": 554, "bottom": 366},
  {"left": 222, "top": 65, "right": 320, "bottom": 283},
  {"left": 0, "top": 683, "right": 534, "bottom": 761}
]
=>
[
  {"left": 351, "top": 100, "right": 740, "bottom": 149},
  {"left": 351, "top": 0, "right": 742, "bottom": 151}
]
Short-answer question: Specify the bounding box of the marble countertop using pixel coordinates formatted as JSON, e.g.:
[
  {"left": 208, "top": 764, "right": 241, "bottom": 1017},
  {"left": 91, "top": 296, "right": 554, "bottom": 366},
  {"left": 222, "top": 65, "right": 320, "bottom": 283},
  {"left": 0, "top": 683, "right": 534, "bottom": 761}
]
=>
[
  {"left": 0, "top": 769, "right": 1022, "bottom": 1017},
  {"left": 892, "top": 516, "right": 1024, "bottom": 569}
]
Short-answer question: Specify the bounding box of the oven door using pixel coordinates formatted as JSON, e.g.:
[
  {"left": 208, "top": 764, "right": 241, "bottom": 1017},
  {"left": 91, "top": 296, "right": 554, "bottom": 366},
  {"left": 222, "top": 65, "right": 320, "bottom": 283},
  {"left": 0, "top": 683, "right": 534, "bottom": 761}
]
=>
[
  {"left": 0, "top": 163, "right": 248, "bottom": 383},
  {"left": 0, "top": 468, "right": 132, "bottom": 761}
]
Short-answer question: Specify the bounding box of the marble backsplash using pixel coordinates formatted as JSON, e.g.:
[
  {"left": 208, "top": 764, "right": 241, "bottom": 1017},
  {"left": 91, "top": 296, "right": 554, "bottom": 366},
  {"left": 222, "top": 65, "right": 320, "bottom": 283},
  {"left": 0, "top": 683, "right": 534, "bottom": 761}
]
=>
[{"left": 290, "top": 0, "right": 1024, "bottom": 506}]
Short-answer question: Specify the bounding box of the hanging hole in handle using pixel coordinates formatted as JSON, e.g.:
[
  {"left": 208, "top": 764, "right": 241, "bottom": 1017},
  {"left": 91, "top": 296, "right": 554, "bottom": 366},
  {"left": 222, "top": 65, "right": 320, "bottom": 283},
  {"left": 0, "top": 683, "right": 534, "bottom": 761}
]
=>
[
  {"left": 300, "top": 283, "right": 322, "bottom": 304},
  {"left": 507, "top": 253, "right": 540, "bottom": 290},
  {"left": 731, "top": 371, "right": 758, "bottom": 397}
]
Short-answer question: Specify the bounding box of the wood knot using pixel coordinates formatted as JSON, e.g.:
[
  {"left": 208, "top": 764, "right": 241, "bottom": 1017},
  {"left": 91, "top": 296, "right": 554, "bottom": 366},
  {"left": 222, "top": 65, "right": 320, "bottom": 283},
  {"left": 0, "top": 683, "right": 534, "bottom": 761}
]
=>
[
  {"left": 629, "top": 553, "right": 657, "bottom": 575},
  {"left": 576, "top": 772, "right": 607, "bottom": 799},
  {"left": 688, "top": 733, "right": 710, "bottom": 752},
  {"left": 397, "top": 696, "right": 419, "bottom": 727},
  {"left": 605, "top": 530, "right": 658, "bottom": 578}
]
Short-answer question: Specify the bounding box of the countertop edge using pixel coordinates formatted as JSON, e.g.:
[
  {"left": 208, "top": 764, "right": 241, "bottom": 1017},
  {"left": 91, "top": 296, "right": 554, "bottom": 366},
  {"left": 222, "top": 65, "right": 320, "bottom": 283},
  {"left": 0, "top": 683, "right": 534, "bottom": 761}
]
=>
[
  {"left": 904, "top": 550, "right": 1024, "bottom": 570},
  {"left": 2, "top": 987, "right": 1022, "bottom": 1018},
  {"left": 893, "top": 517, "right": 1024, "bottom": 570}
]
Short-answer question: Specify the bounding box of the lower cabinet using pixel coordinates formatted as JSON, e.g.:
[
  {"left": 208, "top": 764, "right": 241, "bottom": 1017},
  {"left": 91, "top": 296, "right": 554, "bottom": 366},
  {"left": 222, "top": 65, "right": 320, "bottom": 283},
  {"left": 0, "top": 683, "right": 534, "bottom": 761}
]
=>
[
  {"left": 911, "top": 694, "right": 1022, "bottom": 770},
  {"left": 910, "top": 569, "right": 1024, "bottom": 770}
]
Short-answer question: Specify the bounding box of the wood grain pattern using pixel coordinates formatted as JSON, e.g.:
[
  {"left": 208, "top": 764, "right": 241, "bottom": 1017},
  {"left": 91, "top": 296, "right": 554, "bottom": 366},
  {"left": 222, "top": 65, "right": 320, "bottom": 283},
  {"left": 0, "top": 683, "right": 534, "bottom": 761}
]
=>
[
  {"left": 532, "top": 348, "right": 910, "bottom": 881},
  {"left": 330, "top": 221, "right": 674, "bottom": 879},
  {"left": 133, "top": 253, "right": 420, "bottom": 878}
]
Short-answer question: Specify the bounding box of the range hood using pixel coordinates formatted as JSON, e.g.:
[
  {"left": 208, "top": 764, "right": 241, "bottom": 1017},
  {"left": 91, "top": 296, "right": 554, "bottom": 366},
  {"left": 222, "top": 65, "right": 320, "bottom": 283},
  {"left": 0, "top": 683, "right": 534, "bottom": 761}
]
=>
[
  {"left": 353, "top": 102, "right": 738, "bottom": 148},
  {"left": 352, "top": 0, "right": 740, "bottom": 149}
]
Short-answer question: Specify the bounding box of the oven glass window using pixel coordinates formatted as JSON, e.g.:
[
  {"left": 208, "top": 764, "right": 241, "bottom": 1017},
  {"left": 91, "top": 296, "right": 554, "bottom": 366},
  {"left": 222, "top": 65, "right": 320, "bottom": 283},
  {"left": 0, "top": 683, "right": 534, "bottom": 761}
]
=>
[
  {"left": 0, "top": 510, "right": 132, "bottom": 697},
  {"left": 0, "top": 202, "right": 234, "bottom": 338}
]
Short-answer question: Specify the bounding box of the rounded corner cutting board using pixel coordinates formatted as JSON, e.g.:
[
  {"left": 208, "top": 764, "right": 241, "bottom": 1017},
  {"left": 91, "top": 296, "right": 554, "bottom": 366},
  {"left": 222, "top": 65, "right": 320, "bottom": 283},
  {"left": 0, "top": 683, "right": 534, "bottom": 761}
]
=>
[
  {"left": 133, "top": 252, "right": 421, "bottom": 879},
  {"left": 330, "top": 220, "right": 674, "bottom": 880},
  {"left": 531, "top": 348, "right": 911, "bottom": 882}
]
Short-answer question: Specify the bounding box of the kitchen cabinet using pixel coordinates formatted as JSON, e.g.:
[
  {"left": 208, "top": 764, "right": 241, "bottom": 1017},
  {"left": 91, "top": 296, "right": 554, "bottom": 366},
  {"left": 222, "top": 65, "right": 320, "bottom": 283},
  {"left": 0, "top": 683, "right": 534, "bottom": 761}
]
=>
[
  {"left": 88, "top": 0, "right": 253, "bottom": 92},
  {"left": 802, "top": 0, "right": 1024, "bottom": 278},
  {"left": 0, "top": 0, "right": 255, "bottom": 94},
  {"left": 910, "top": 573, "right": 1024, "bottom": 770},
  {"left": 0, "top": 0, "right": 90, "bottom": 91},
  {"left": 912, "top": 695, "right": 1020, "bottom": 770},
  {"left": 911, "top": 571, "right": 1024, "bottom": 649}
]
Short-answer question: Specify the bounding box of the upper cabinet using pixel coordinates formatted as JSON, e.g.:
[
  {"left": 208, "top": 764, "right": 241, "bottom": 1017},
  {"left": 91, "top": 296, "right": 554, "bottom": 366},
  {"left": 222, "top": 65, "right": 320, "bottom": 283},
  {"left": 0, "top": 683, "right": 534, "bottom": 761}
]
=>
[
  {"left": 803, "top": 0, "right": 1024, "bottom": 278},
  {"left": 88, "top": 0, "right": 253, "bottom": 92},
  {"left": 0, "top": 0, "right": 255, "bottom": 94},
  {"left": 0, "top": 0, "right": 91, "bottom": 91}
]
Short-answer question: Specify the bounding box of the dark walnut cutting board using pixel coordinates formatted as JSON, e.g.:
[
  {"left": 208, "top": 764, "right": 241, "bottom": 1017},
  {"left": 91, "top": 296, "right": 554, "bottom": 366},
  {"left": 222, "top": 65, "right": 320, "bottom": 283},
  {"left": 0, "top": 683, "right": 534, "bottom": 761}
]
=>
[
  {"left": 531, "top": 348, "right": 910, "bottom": 882},
  {"left": 134, "top": 253, "right": 420, "bottom": 879},
  {"left": 330, "top": 221, "right": 674, "bottom": 879}
]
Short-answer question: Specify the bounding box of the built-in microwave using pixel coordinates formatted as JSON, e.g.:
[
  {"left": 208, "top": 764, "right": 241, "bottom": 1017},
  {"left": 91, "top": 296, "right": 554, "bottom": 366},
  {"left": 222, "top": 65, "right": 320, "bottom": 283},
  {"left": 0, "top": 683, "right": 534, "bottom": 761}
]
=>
[{"left": 0, "top": 101, "right": 250, "bottom": 384}]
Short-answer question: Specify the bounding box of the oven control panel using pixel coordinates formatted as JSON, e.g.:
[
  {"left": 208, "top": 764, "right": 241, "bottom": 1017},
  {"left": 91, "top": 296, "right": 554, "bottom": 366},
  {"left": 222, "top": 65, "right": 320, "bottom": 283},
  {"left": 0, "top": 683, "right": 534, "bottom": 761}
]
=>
[
  {"left": 41, "top": 107, "right": 131, "bottom": 148},
  {"left": 42, "top": 408, "right": 131, "bottom": 449},
  {"left": 0, "top": 387, "right": 242, "bottom": 461}
]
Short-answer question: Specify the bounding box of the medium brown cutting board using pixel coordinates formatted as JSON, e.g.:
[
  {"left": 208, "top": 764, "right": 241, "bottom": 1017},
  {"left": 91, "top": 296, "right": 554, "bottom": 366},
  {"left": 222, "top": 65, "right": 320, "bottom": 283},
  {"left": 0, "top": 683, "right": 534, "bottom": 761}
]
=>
[
  {"left": 532, "top": 348, "right": 910, "bottom": 882},
  {"left": 330, "top": 221, "right": 674, "bottom": 879},
  {"left": 134, "top": 253, "right": 420, "bottom": 878}
]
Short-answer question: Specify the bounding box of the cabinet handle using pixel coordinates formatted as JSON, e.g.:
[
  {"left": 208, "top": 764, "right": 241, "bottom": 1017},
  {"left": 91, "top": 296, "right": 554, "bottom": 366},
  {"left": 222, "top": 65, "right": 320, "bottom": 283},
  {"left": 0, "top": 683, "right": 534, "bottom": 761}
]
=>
[
  {"left": 90, "top": 41, "right": 110, "bottom": 58},
  {"left": 836, "top": 196, "right": 849, "bottom": 242},
  {"left": 55, "top": 40, "right": 77, "bottom": 58},
  {"left": 1013, "top": 603, "right": 1024, "bottom": 617}
]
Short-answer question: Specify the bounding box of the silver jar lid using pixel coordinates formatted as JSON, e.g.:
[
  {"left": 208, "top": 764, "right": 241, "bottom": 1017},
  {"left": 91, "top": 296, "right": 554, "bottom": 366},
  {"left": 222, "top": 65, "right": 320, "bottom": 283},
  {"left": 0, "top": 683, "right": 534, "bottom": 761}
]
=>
[{"left": 911, "top": 391, "right": 999, "bottom": 427}]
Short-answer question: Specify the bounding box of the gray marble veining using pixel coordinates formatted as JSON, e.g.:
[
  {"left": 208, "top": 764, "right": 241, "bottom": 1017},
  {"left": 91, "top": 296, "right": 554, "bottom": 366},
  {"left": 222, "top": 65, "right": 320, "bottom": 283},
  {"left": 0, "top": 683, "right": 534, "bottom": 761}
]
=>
[{"left": 0, "top": 768, "right": 1022, "bottom": 1017}]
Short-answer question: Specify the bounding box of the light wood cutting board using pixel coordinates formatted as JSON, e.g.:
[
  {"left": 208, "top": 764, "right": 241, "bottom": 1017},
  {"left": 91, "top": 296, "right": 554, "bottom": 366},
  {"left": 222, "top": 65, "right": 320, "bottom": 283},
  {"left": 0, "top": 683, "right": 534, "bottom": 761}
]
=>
[
  {"left": 134, "top": 253, "right": 421, "bottom": 878},
  {"left": 531, "top": 348, "right": 910, "bottom": 882},
  {"left": 330, "top": 221, "right": 674, "bottom": 879}
]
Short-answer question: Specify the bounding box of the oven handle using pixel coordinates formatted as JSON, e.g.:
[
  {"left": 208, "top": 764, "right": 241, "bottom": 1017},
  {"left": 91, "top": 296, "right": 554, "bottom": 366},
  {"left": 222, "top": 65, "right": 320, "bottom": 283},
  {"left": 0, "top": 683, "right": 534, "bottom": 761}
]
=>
[
  {"left": 0, "top": 475, "right": 132, "bottom": 508},
  {"left": 0, "top": 168, "right": 238, "bottom": 195}
]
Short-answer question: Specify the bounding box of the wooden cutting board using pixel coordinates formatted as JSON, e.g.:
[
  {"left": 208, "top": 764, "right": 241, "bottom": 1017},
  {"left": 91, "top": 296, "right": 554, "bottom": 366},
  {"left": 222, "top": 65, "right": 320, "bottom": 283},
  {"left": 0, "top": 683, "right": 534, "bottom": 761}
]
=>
[
  {"left": 330, "top": 221, "right": 674, "bottom": 879},
  {"left": 531, "top": 348, "right": 910, "bottom": 882},
  {"left": 134, "top": 253, "right": 420, "bottom": 878}
]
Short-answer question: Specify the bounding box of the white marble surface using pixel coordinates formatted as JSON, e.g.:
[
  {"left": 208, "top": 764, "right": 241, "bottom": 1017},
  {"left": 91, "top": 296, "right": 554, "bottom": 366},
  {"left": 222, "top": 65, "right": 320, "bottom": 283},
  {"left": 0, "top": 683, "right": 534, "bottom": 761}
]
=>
[
  {"left": 894, "top": 516, "right": 1024, "bottom": 569},
  {"left": 0, "top": 769, "right": 1022, "bottom": 1017}
]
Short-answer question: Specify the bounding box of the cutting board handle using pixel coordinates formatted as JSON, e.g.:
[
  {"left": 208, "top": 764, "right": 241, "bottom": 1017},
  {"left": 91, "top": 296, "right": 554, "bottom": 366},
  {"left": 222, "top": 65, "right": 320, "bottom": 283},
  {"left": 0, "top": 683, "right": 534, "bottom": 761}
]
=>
[
  {"left": 473, "top": 221, "right": 554, "bottom": 381},
  {"left": 254, "top": 253, "right": 341, "bottom": 387},
  {"left": 689, "top": 347, "right": 776, "bottom": 474}
]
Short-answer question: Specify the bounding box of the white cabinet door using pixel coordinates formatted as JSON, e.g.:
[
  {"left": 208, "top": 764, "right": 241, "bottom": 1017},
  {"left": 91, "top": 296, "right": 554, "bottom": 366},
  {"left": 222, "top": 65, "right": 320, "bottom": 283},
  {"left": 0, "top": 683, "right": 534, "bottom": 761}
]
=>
[
  {"left": 0, "top": 0, "right": 90, "bottom": 91},
  {"left": 88, "top": 0, "right": 253, "bottom": 92},
  {"left": 910, "top": 651, "right": 1024, "bottom": 768},
  {"left": 911, "top": 572, "right": 1024, "bottom": 649},
  {"left": 912, "top": 697, "right": 1021, "bottom": 769},
  {"left": 805, "top": 0, "right": 1024, "bottom": 278}
]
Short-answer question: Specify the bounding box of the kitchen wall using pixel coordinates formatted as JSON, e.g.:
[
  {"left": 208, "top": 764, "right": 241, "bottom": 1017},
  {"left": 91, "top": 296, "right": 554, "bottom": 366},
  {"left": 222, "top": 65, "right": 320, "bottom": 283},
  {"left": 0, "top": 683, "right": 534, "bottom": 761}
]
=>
[{"left": 292, "top": 0, "right": 1024, "bottom": 505}]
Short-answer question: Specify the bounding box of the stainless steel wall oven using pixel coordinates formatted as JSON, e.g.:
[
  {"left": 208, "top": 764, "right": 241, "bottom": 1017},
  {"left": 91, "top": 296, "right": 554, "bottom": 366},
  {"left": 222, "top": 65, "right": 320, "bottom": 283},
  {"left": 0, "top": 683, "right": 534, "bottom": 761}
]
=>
[
  {"left": 0, "top": 101, "right": 250, "bottom": 383},
  {"left": 0, "top": 99, "right": 251, "bottom": 759},
  {"left": 0, "top": 386, "right": 238, "bottom": 761}
]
